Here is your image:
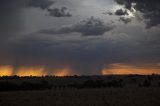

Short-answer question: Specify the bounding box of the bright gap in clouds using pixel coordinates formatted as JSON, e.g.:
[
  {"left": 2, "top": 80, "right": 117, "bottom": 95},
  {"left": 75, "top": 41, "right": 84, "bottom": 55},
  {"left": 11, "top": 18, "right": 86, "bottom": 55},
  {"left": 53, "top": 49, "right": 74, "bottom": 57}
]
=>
[{"left": 102, "top": 63, "right": 160, "bottom": 75}]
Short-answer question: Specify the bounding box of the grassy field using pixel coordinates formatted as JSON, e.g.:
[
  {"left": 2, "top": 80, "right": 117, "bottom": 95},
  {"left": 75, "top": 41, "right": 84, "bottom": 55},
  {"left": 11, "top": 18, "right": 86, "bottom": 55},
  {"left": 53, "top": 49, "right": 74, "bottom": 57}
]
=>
[{"left": 0, "top": 88, "right": 160, "bottom": 106}]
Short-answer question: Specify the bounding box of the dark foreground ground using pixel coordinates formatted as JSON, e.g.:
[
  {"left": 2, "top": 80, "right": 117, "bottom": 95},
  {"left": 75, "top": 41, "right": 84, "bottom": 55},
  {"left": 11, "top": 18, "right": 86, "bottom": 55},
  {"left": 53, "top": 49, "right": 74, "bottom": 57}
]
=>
[{"left": 0, "top": 88, "right": 160, "bottom": 106}]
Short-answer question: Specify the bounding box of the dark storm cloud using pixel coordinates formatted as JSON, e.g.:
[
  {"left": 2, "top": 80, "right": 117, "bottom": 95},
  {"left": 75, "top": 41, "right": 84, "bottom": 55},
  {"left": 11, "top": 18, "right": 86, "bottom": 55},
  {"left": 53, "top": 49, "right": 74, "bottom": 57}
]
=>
[
  {"left": 10, "top": 28, "right": 160, "bottom": 74},
  {"left": 103, "top": 9, "right": 130, "bottom": 24},
  {"left": 115, "top": 9, "right": 128, "bottom": 16},
  {"left": 0, "top": 0, "right": 25, "bottom": 66},
  {"left": 40, "top": 16, "right": 114, "bottom": 36},
  {"left": 9, "top": 36, "right": 119, "bottom": 74},
  {"left": 26, "top": 0, "right": 72, "bottom": 17},
  {"left": 10, "top": 36, "right": 105, "bottom": 74},
  {"left": 47, "top": 7, "right": 72, "bottom": 17},
  {"left": 114, "top": 0, "right": 160, "bottom": 28},
  {"left": 26, "top": 0, "right": 54, "bottom": 10},
  {"left": 0, "top": 0, "right": 71, "bottom": 41},
  {"left": 0, "top": 0, "right": 23, "bottom": 41},
  {"left": 119, "top": 17, "right": 132, "bottom": 24}
]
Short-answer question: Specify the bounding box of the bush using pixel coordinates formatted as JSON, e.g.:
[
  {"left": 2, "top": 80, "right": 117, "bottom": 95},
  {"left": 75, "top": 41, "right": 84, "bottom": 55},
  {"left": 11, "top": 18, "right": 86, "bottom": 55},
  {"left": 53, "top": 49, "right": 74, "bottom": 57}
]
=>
[
  {"left": 0, "top": 81, "right": 19, "bottom": 91},
  {"left": 75, "top": 79, "right": 106, "bottom": 89},
  {"left": 106, "top": 79, "right": 124, "bottom": 88},
  {"left": 139, "top": 80, "right": 151, "bottom": 87},
  {"left": 158, "top": 82, "right": 160, "bottom": 87},
  {"left": 20, "top": 80, "right": 52, "bottom": 90},
  {"left": 0, "top": 80, "right": 52, "bottom": 92}
]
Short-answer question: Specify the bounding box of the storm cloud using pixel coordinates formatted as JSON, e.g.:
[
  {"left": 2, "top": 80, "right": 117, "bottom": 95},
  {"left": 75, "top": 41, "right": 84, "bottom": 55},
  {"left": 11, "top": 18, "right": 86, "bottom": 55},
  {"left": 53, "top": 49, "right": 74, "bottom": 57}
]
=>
[
  {"left": 0, "top": 0, "right": 160, "bottom": 75},
  {"left": 40, "top": 16, "right": 114, "bottom": 36},
  {"left": 11, "top": 28, "right": 160, "bottom": 74},
  {"left": 115, "top": 0, "right": 160, "bottom": 28},
  {"left": 119, "top": 17, "right": 132, "bottom": 24},
  {"left": 115, "top": 9, "right": 128, "bottom": 16},
  {"left": 47, "top": 7, "right": 72, "bottom": 17},
  {"left": 0, "top": 0, "right": 23, "bottom": 41},
  {"left": 26, "top": 0, "right": 72, "bottom": 17}
]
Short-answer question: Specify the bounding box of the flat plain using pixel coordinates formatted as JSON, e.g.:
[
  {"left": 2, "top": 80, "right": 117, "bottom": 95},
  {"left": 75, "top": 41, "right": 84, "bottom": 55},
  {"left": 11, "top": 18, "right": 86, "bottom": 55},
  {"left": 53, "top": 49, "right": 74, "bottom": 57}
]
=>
[{"left": 0, "top": 88, "right": 160, "bottom": 106}]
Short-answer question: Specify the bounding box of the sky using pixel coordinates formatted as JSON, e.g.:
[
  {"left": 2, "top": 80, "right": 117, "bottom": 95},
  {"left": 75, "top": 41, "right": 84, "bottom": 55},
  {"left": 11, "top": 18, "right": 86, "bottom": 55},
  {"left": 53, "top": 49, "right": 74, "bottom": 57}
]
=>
[{"left": 0, "top": 0, "right": 160, "bottom": 76}]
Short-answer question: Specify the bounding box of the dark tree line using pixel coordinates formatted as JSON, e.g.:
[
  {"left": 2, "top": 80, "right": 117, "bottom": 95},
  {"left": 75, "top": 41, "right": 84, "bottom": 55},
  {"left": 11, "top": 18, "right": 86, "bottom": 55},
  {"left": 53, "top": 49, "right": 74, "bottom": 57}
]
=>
[
  {"left": 0, "top": 80, "right": 52, "bottom": 92},
  {"left": 0, "top": 79, "right": 124, "bottom": 91},
  {"left": 55, "top": 79, "right": 125, "bottom": 89},
  {"left": 0, "top": 75, "right": 159, "bottom": 91}
]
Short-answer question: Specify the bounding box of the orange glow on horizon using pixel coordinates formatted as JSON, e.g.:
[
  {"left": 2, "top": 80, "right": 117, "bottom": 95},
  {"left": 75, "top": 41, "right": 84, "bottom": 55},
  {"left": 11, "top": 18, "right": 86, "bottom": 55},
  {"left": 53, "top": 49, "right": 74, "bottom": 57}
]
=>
[
  {"left": 0, "top": 65, "right": 13, "bottom": 76},
  {"left": 0, "top": 64, "right": 160, "bottom": 76},
  {"left": 102, "top": 63, "right": 160, "bottom": 75},
  {"left": 0, "top": 65, "right": 73, "bottom": 77},
  {"left": 16, "top": 66, "right": 47, "bottom": 76},
  {"left": 53, "top": 68, "right": 73, "bottom": 76}
]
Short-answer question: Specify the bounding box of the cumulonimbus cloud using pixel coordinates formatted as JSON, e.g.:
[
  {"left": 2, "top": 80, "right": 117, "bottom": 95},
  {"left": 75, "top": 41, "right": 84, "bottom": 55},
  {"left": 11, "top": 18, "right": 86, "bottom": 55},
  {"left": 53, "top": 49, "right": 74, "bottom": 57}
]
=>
[{"left": 115, "top": 0, "right": 160, "bottom": 28}]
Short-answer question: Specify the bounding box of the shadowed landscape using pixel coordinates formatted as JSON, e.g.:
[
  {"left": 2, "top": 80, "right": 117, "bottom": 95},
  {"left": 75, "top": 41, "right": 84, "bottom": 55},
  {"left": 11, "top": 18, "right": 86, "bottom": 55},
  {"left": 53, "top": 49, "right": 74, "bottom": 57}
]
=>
[{"left": 0, "top": 75, "right": 160, "bottom": 106}]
